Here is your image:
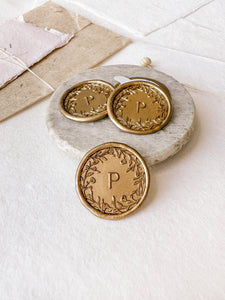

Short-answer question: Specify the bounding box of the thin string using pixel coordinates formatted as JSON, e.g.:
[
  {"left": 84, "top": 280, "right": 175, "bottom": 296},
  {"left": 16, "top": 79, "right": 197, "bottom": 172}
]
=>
[
  {"left": 0, "top": 48, "right": 55, "bottom": 91},
  {"left": 0, "top": 50, "right": 221, "bottom": 98},
  {"left": 140, "top": 57, "right": 224, "bottom": 98},
  {"left": 75, "top": 13, "right": 81, "bottom": 31},
  {"left": 182, "top": 81, "right": 223, "bottom": 98}
]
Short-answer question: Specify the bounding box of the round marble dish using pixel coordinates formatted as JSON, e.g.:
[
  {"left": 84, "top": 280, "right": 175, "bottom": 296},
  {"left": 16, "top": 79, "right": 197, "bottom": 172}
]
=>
[{"left": 46, "top": 65, "right": 195, "bottom": 165}]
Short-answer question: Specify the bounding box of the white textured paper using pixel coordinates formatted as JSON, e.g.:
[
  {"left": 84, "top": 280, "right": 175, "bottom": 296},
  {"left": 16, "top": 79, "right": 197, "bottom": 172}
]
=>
[
  {"left": 103, "top": 42, "right": 225, "bottom": 97},
  {"left": 34, "top": 0, "right": 225, "bottom": 98},
  {"left": 146, "top": 18, "right": 225, "bottom": 62},
  {"left": 1, "top": 0, "right": 225, "bottom": 299},
  {"left": 36, "top": 0, "right": 212, "bottom": 37}
]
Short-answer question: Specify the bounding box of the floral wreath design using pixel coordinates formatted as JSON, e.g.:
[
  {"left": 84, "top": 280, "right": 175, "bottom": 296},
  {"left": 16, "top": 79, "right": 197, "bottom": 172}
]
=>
[
  {"left": 113, "top": 84, "right": 169, "bottom": 131},
  {"left": 79, "top": 146, "right": 147, "bottom": 215},
  {"left": 63, "top": 82, "right": 112, "bottom": 117}
]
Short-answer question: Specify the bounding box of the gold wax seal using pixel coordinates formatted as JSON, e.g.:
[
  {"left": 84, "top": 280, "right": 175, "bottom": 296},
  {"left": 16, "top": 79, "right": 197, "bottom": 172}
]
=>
[
  {"left": 107, "top": 80, "right": 172, "bottom": 134},
  {"left": 59, "top": 80, "right": 114, "bottom": 122},
  {"left": 76, "top": 142, "right": 150, "bottom": 220}
]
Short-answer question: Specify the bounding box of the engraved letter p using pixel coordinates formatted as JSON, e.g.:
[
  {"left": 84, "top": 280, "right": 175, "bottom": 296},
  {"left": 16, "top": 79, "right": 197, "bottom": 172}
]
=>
[
  {"left": 137, "top": 101, "right": 146, "bottom": 113},
  {"left": 108, "top": 172, "right": 120, "bottom": 189}
]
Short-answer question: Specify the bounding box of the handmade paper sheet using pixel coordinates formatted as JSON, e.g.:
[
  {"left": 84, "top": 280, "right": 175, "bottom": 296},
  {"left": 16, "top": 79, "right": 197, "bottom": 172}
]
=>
[{"left": 0, "top": 19, "right": 73, "bottom": 88}]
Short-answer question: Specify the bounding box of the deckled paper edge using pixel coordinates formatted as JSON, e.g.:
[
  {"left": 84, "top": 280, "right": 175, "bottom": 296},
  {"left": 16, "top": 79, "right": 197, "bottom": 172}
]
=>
[{"left": 0, "top": 17, "right": 74, "bottom": 89}]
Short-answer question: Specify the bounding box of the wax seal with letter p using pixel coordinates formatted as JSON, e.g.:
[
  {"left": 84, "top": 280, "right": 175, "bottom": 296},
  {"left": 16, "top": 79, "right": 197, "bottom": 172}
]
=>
[
  {"left": 59, "top": 80, "right": 114, "bottom": 122},
  {"left": 76, "top": 142, "right": 150, "bottom": 220},
  {"left": 107, "top": 80, "right": 172, "bottom": 134}
]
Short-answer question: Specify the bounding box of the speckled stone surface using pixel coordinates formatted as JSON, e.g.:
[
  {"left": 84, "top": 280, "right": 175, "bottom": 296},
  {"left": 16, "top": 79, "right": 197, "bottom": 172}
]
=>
[{"left": 46, "top": 65, "right": 195, "bottom": 165}]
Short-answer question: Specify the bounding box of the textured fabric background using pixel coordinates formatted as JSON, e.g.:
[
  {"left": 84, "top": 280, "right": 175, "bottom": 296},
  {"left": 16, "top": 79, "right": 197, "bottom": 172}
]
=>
[{"left": 0, "top": 0, "right": 225, "bottom": 299}]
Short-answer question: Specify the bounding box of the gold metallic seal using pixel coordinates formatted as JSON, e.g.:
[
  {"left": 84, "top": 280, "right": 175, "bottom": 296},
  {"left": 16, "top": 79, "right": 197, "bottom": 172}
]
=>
[
  {"left": 76, "top": 142, "right": 150, "bottom": 220},
  {"left": 59, "top": 80, "right": 114, "bottom": 122},
  {"left": 107, "top": 80, "right": 172, "bottom": 134}
]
